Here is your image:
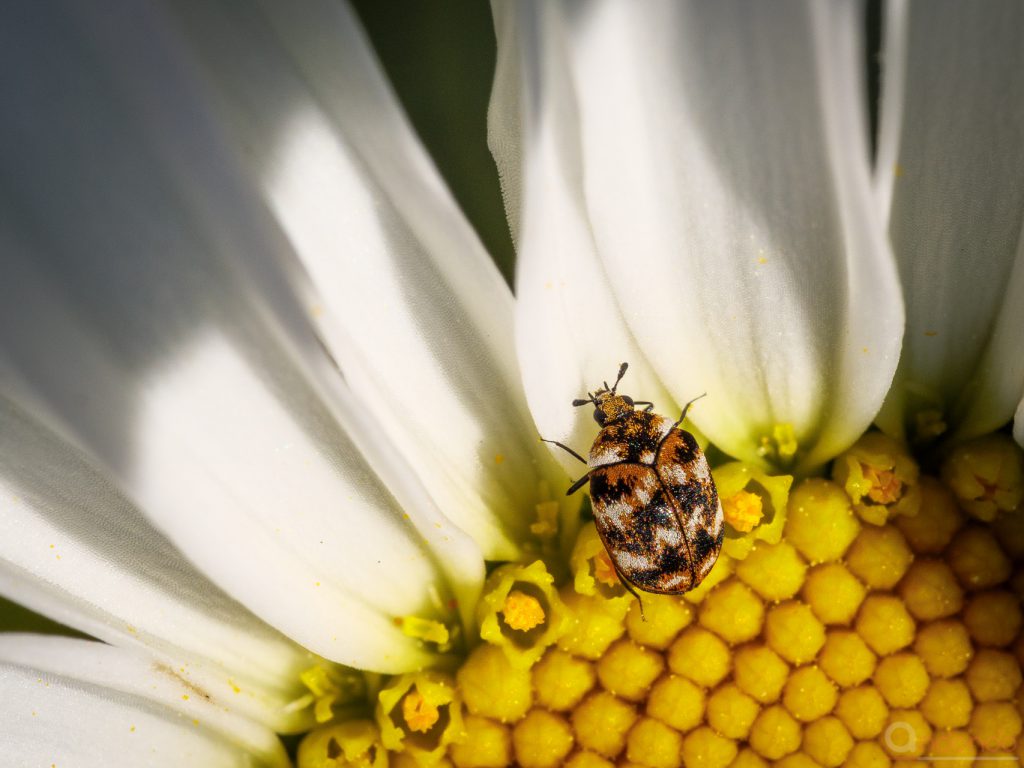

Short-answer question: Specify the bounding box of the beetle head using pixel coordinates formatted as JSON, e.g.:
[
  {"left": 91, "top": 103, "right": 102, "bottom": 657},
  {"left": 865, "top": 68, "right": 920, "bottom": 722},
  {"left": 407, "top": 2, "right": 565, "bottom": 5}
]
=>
[{"left": 572, "top": 362, "right": 634, "bottom": 426}]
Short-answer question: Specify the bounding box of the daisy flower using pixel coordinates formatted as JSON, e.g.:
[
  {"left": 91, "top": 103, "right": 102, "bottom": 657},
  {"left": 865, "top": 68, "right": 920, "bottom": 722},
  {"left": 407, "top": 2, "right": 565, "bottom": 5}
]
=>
[{"left": 1, "top": 1, "right": 1022, "bottom": 766}]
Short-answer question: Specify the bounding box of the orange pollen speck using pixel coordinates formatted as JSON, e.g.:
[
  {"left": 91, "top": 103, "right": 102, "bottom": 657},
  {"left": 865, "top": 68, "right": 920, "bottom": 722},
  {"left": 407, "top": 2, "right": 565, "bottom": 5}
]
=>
[
  {"left": 593, "top": 549, "right": 620, "bottom": 588},
  {"left": 502, "top": 590, "right": 546, "bottom": 632},
  {"left": 863, "top": 465, "right": 903, "bottom": 504},
  {"left": 723, "top": 489, "right": 764, "bottom": 532},
  {"left": 401, "top": 690, "right": 440, "bottom": 734}
]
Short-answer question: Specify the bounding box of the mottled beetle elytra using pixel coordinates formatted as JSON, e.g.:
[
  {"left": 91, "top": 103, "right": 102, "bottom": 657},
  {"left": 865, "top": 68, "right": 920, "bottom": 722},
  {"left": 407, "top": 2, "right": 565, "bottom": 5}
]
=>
[{"left": 543, "top": 363, "right": 724, "bottom": 605}]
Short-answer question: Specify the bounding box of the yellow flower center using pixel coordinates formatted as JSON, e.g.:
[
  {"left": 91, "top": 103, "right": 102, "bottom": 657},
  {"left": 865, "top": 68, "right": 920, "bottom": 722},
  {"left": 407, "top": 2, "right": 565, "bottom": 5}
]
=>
[
  {"left": 592, "top": 549, "right": 620, "bottom": 588},
  {"left": 297, "top": 432, "right": 1024, "bottom": 768},
  {"left": 502, "top": 590, "right": 546, "bottom": 632},
  {"left": 863, "top": 464, "right": 903, "bottom": 505},
  {"left": 722, "top": 489, "right": 764, "bottom": 532},
  {"left": 401, "top": 690, "right": 440, "bottom": 734}
]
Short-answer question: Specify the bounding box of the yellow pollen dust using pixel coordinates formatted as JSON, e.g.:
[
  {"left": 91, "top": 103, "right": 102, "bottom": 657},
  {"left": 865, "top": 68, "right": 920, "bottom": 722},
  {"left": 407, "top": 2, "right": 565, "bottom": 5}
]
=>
[
  {"left": 593, "top": 549, "right": 620, "bottom": 588},
  {"left": 723, "top": 489, "right": 764, "bottom": 532},
  {"left": 863, "top": 464, "right": 903, "bottom": 505},
  {"left": 401, "top": 690, "right": 440, "bottom": 734},
  {"left": 502, "top": 590, "right": 546, "bottom": 632}
]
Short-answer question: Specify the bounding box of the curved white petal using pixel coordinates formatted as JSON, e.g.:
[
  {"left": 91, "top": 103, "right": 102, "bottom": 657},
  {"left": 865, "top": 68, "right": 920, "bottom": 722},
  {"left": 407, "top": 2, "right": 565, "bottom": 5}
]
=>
[
  {"left": 875, "top": 0, "right": 1024, "bottom": 439},
  {"left": 492, "top": 0, "right": 902, "bottom": 471},
  {"left": 0, "top": 396, "right": 313, "bottom": 733},
  {"left": 489, "top": 0, "right": 683, "bottom": 480},
  {"left": 0, "top": 635, "right": 287, "bottom": 768},
  {"left": 0, "top": 4, "right": 470, "bottom": 671},
  {"left": 158, "top": 0, "right": 556, "bottom": 560}
]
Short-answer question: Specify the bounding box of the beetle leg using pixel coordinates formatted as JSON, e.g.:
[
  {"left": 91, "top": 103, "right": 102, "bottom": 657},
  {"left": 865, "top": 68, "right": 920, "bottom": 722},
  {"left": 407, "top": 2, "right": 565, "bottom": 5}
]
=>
[
  {"left": 674, "top": 393, "right": 708, "bottom": 428},
  {"left": 613, "top": 563, "right": 646, "bottom": 621},
  {"left": 632, "top": 400, "right": 654, "bottom": 411},
  {"left": 565, "top": 473, "right": 591, "bottom": 496},
  {"left": 540, "top": 437, "right": 588, "bottom": 465}
]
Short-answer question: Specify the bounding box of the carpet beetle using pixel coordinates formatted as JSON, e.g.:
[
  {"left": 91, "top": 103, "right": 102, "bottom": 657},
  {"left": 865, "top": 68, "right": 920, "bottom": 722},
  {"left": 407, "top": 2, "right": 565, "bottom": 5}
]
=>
[{"left": 545, "top": 363, "right": 724, "bottom": 596}]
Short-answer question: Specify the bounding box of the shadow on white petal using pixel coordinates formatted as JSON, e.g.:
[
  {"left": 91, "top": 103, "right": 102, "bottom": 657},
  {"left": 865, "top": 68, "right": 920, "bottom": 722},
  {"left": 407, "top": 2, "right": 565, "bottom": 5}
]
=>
[
  {"left": 876, "top": 0, "right": 1024, "bottom": 439},
  {"left": 0, "top": 635, "right": 288, "bottom": 768}
]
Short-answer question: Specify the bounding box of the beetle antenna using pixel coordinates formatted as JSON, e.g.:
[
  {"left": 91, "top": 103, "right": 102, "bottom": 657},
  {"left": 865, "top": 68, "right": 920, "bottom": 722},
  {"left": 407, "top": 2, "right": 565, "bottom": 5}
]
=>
[
  {"left": 571, "top": 398, "right": 590, "bottom": 407},
  {"left": 611, "top": 362, "right": 629, "bottom": 393}
]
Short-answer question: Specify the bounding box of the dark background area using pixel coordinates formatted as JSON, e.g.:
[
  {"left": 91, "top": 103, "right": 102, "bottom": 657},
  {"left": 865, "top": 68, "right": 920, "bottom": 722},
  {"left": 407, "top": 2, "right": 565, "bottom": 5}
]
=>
[{"left": 351, "top": 0, "right": 515, "bottom": 284}]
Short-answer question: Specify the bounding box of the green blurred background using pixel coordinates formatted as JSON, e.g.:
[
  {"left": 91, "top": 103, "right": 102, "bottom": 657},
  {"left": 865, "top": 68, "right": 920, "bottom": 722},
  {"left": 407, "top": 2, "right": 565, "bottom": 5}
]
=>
[{"left": 352, "top": 0, "right": 514, "bottom": 282}]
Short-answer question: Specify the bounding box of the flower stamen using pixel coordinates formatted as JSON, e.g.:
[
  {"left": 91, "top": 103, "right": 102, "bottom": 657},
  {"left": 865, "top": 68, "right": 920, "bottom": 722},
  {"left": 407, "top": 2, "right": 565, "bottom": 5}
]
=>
[
  {"left": 502, "top": 590, "right": 546, "bottom": 632},
  {"left": 722, "top": 489, "right": 764, "bottom": 532},
  {"left": 401, "top": 690, "right": 440, "bottom": 734}
]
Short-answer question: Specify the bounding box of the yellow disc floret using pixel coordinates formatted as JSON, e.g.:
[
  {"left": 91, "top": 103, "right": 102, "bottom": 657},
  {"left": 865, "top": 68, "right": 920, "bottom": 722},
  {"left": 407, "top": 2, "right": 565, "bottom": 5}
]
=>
[
  {"left": 668, "top": 626, "right": 731, "bottom": 687},
  {"left": 941, "top": 434, "right": 1024, "bottom": 521},
  {"left": 782, "top": 665, "right": 837, "bottom": 721},
  {"left": 557, "top": 588, "right": 628, "bottom": 660},
  {"left": 646, "top": 675, "right": 706, "bottom": 732},
  {"left": 966, "top": 648, "right": 1021, "bottom": 702},
  {"left": 723, "top": 489, "right": 764, "bottom": 532},
  {"left": 298, "top": 720, "right": 387, "bottom": 768},
  {"left": 764, "top": 600, "right": 825, "bottom": 664},
  {"left": 882, "top": 708, "right": 931, "bottom": 759},
  {"left": 919, "top": 678, "right": 972, "bottom": 729},
  {"left": 927, "top": 729, "right": 976, "bottom": 767},
  {"left": 898, "top": 558, "right": 964, "bottom": 620},
  {"left": 705, "top": 683, "right": 760, "bottom": 739},
  {"left": 832, "top": 432, "right": 921, "bottom": 524},
  {"left": 697, "top": 579, "right": 765, "bottom": 644},
  {"left": 963, "top": 590, "right": 1021, "bottom": 646},
  {"left": 834, "top": 685, "right": 888, "bottom": 738},
  {"left": 748, "top": 705, "right": 801, "bottom": 760},
  {"left": 713, "top": 462, "right": 793, "bottom": 559},
  {"left": 855, "top": 594, "right": 916, "bottom": 655},
  {"left": 969, "top": 701, "right": 1022, "bottom": 750},
  {"left": 531, "top": 649, "right": 595, "bottom": 712},
  {"left": 872, "top": 652, "right": 930, "bottom": 707},
  {"left": 914, "top": 618, "right": 974, "bottom": 677},
  {"left": 894, "top": 476, "right": 964, "bottom": 554},
  {"left": 845, "top": 524, "right": 913, "bottom": 590},
  {"left": 625, "top": 594, "right": 693, "bottom": 650},
  {"left": 801, "top": 715, "right": 853, "bottom": 767},
  {"left": 477, "top": 561, "right": 568, "bottom": 669},
  {"left": 376, "top": 672, "right": 463, "bottom": 763},
  {"left": 570, "top": 691, "right": 636, "bottom": 759},
  {"left": 625, "top": 717, "right": 683, "bottom": 768},
  {"left": 784, "top": 479, "right": 860, "bottom": 562},
  {"left": 733, "top": 644, "right": 789, "bottom": 703},
  {"left": 512, "top": 709, "right": 574, "bottom": 768},
  {"left": 449, "top": 716, "right": 511, "bottom": 768},
  {"left": 680, "top": 726, "right": 737, "bottom": 768},
  {"left": 818, "top": 630, "right": 876, "bottom": 687},
  {"left": 735, "top": 541, "right": 807, "bottom": 601},
  {"left": 596, "top": 639, "right": 664, "bottom": 702},
  {"left": 456, "top": 643, "right": 533, "bottom": 722},
  {"left": 801, "top": 562, "right": 866, "bottom": 625},
  {"left": 946, "top": 526, "right": 1012, "bottom": 590},
  {"left": 845, "top": 740, "right": 891, "bottom": 768}
]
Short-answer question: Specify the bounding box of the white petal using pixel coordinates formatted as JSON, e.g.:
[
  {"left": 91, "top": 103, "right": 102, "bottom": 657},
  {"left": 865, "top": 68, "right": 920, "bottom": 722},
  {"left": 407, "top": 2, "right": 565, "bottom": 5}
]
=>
[
  {"left": 489, "top": 0, "right": 685, "bottom": 482},
  {"left": 492, "top": 0, "right": 902, "bottom": 471},
  {"left": 875, "top": 0, "right": 1024, "bottom": 439},
  {"left": 0, "top": 635, "right": 287, "bottom": 768},
  {"left": 0, "top": 396, "right": 312, "bottom": 733},
  {"left": 159, "top": 0, "right": 555, "bottom": 561},
  {"left": 0, "top": 4, "right": 462, "bottom": 671}
]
